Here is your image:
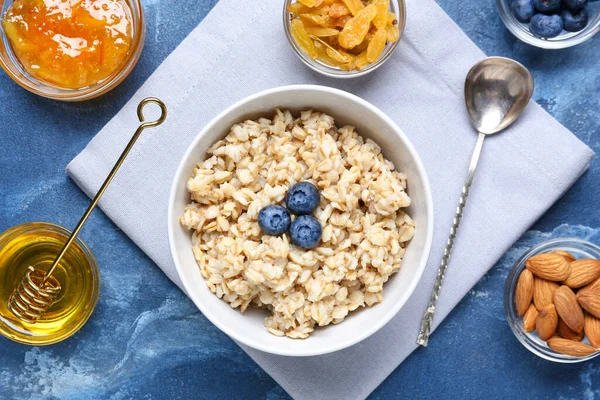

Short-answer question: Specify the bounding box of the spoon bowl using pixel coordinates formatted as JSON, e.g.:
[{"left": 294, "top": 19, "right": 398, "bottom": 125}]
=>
[{"left": 465, "top": 57, "right": 534, "bottom": 135}]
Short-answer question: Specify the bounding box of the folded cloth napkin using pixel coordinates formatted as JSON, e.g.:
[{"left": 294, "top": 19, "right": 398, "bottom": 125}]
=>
[{"left": 67, "top": 0, "right": 594, "bottom": 398}]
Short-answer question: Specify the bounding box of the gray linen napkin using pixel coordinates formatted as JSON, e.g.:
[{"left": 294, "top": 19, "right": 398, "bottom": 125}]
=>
[{"left": 67, "top": 0, "right": 594, "bottom": 398}]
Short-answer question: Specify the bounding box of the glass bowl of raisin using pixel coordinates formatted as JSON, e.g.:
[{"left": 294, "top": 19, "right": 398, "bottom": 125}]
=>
[{"left": 283, "top": 0, "right": 405, "bottom": 78}]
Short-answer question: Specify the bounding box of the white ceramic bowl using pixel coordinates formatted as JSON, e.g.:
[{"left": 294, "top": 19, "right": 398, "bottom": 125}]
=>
[{"left": 168, "top": 85, "right": 433, "bottom": 356}]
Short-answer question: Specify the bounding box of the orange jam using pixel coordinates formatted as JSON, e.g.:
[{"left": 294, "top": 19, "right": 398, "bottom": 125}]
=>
[{"left": 2, "top": 0, "right": 133, "bottom": 89}]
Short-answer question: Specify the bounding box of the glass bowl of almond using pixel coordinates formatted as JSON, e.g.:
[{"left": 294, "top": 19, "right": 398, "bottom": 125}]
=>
[
  {"left": 283, "top": 0, "right": 405, "bottom": 78},
  {"left": 505, "top": 238, "right": 600, "bottom": 363}
]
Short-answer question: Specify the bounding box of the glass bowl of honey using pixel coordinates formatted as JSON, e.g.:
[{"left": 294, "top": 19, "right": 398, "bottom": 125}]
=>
[
  {"left": 0, "top": 0, "right": 145, "bottom": 101},
  {"left": 0, "top": 222, "right": 100, "bottom": 345}
]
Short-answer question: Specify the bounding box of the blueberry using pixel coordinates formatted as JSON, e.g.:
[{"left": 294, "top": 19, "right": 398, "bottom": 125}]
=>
[
  {"left": 289, "top": 215, "right": 322, "bottom": 249},
  {"left": 258, "top": 205, "right": 291, "bottom": 236},
  {"left": 286, "top": 182, "right": 320, "bottom": 215},
  {"left": 564, "top": 0, "right": 587, "bottom": 9},
  {"left": 533, "top": 0, "right": 562, "bottom": 13},
  {"left": 562, "top": 8, "right": 589, "bottom": 30},
  {"left": 530, "top": 13, "right": 564, "bottom": 37},
  {"left": 511, "top": 0, "right": 535, "bottom": 22}
]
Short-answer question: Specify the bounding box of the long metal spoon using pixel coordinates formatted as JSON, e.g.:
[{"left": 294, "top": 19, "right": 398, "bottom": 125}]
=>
[{"left": 416, "top": 57, "right": 534, "bottom": 347}]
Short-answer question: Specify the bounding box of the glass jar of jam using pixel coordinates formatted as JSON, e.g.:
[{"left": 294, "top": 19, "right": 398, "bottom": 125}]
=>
[{"left": 0, "top": 0, "right": 145, "bottom": 100}]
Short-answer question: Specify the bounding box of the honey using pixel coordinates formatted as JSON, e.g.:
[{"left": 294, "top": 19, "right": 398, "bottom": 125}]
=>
[
  {"left": 0, "top": 223, "right": 99, "bottom": 345},
  {"left": 2, "top": 0, "right": 133, "bottom": 89}
]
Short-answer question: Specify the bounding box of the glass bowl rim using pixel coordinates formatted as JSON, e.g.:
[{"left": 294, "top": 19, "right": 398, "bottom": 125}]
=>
[
  {"left": 0, "top": 0, "right": 146, "bottom": 101},
  {"left": 282, "top": 0, "right": 406, "bottom": 78},
  {"left": 504, "top": 237, "right": 600, "bottom": 363}
]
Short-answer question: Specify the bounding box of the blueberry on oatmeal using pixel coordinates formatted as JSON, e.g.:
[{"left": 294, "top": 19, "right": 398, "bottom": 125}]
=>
[
  {"left": 286, "top": 181, "right": 320, "bottom": 215},
  {"left": 289, "top": 215, "right": 322, "bottom": 250},
  {"left": 258, "top": 205, "right": 291, "bottom": 236}
]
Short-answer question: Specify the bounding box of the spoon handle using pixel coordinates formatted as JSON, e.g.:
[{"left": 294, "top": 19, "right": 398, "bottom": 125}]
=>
[
  {"left": 416, "top": 132, "right": 486, "bottom": 347},
  {"left": 41, "top": 98, "right": 168, "bottom": 284}
]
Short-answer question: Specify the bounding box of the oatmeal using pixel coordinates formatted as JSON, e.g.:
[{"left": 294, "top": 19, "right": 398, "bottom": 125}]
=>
[{"left": 180, "top": 109, "right": 415, "bottom": 339}]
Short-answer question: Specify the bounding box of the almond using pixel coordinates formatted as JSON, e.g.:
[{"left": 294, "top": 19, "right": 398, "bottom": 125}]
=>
[
  {"left": 533, "top": 277, "right": 559, "bottom": 310},
  {"left": 536, "top": 304, "right": 558, "bottom": 341},
  {"left": 582, "top": 275, "right": 600, "bottom": 293},
  {"left": 554, "top": 250, "right": 576, "bottom": 262},
  {"left": 563, "top": 259, "right": 600, "bottom": 289},
  {"left": 577, "top": 290, "right": 600, "bottom": 319},
  {"left": 523, "top": 303, "right": 539, "bottom": 333},
  {"left": 515, "top": 269, "right": 534, "bottom": 316},
  {"left": 557, "top": 318, "right": 584, "bottom": 341},
  {"left": 547, "top": 337, "right": 597, "bottom": 357},
  {"left": 526, "top": 253, "right": 571, "bottom": 282},
  {"left": 554, "top": 285, "right": 584, "bottom": 332},
  {"left": 584, "top": 312, "right": 600, "bottom": 348}
]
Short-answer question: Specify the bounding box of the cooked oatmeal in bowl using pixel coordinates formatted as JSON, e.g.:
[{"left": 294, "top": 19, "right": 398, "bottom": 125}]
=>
[
  {"left": 168, "top": 85, "right": 432, "bottom": 356},
  {"left": 180, "top": 109, "right": 415, "bottom": 339}
]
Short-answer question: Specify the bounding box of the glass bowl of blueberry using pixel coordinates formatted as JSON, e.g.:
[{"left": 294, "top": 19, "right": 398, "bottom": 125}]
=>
[{"left": 498, "top": 0, "right": 600, "bottom": 48}]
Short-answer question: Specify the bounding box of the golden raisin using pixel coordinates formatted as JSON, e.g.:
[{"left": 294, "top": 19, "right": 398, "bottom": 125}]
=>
[
  {"left": 305, "top": 26, "right": 340, "bottom": 37},
  {"left": 313, "top": 41, "right": 335, "bottom": 63},
  {"left": 298, "top": 0, "right": 323, "bottom": 6},
  {"left": 333, "top": 15, "right": 352, "bottom": 28},
  {"left": 366, "top": 27, "right": 386, "bottom": 62},
  {"left": 372, "top": 0, "right": 390, "bottom": 29},
  {"left": 300, "top": 13, "right": 332, "bottom": 27},
  {"left": 340, "top": 0, "right": 364, "bottom": 15},
  {"left": 387, "top": 10, "right": 397, "bottom": 25},
  {"left": 338, "top": 4, "right": 377, "bottom": 49},
  {"left": 349, "top": 32, "right": 373, "bottom": 54},
  {"left": 288, "top": 3, "right": 312, "bottom": 13},
  {"left": 386, "top": 24, "right": 400, "bottom": 42},
  {"left": 326, "top": 47, "right": 354, "bottom": 64},
  {"left": 354, "top": 49, "right": 370, "bottom": 70},
  {"left": 314, "top": 4, "right": 333, "bottom": 15},
  {"left": 290, "top": 19, "right": 319, "bottom": 59},
  {"left": 329, "top": 2, "right": 350, "bottom": 18},
  {"left": 313, "top": 40, "right": 352, "bottom": 70}
]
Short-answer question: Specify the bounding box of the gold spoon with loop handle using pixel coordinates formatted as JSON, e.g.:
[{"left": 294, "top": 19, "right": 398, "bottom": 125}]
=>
[{"left": 8, "top": 98, "right": 167, "bottom": 324}]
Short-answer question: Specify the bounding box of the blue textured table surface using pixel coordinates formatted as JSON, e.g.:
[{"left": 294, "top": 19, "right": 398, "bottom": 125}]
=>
[{"left": 1, "top": 0, "right": 599, "bottom": 399}]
